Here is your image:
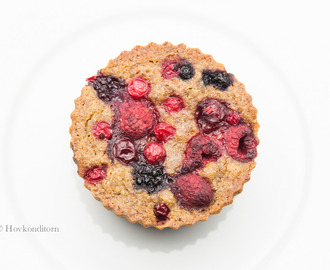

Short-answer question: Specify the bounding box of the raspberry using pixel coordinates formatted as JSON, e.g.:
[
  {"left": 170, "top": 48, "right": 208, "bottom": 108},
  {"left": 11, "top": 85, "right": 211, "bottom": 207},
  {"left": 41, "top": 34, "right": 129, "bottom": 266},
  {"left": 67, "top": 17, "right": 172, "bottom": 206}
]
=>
[
  {"left": 181, "top": 134, "right": 222, "bottom": 174},
  {"left": 163, "top": 96, "right": 185, "bottom": 112},
  {"left": 195, "top": 98, "right": 228, "bottom": 134},
  {"left": 172, "top": 174, "right": 214, "bottom": 209},
  {"left": 119, "top": 101, "right": 155, "bottom": 139},
  {"left": 162, "top": 60, "right": 180, "bottom": 79},
  {"left": 90, "top": 75, "right": 125, "bottom": 102},
  {"left": 127, "top": 77, "right": 150, "bottom": 99},
  {"left": 92, "top": 121, "right": 112, "bottom": 140},
  {"left": 132, "top": 162, "right": 172, "bottom": 194},
  {"left": 226, "top": 112, "right": 240, "bottom": 125},
  {"left": 202, "top": 69, "right": 233, "bottom": 91},
  {"left": 179, "top": 63, "right": 195, "bottom": 80},
  {"left": 84, "top": 165, "right": 107, "bottom": 185},
  {"left": 154, "top": 202, "right": 170, "bottom": 223},
  {"left": 225, "top": 124, "right": 258, "bottom": 162},
  {"left": 154, "top": 123, "right": 176, "bottom": 142},
  {"left": 144, "top": 142, "right": 166, "bottom": 164},
  {"left": 112, "top": 139, "right": 138, "bottom": 165}
]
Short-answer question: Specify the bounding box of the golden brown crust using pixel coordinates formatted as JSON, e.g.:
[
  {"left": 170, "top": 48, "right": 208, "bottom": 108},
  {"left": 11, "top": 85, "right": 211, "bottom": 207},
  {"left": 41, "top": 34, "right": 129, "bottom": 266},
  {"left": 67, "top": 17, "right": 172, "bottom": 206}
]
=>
[{"left": 70, "top": 42, "right": 259, "bottom": 229}]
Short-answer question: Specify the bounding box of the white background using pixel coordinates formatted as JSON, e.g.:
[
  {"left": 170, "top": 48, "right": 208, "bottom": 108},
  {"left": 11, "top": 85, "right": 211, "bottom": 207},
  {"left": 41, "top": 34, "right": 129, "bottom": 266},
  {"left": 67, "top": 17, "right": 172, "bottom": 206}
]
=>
[{"left": 0, "top": 0, "right": 329, "bottom": 269}]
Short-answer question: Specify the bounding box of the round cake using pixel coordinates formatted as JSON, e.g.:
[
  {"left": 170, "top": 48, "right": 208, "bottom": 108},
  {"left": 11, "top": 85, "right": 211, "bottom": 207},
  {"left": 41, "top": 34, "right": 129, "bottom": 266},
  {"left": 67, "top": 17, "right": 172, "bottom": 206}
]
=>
[{"left": 70, "top": 42, "right": 259, "bottom": 229}]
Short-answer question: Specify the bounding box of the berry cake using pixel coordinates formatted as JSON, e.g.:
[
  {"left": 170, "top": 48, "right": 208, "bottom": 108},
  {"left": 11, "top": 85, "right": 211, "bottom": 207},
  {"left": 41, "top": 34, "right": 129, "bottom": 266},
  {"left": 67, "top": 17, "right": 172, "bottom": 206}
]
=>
[{"left": 70, "top": 42, "right": 259, "bottom": 229}]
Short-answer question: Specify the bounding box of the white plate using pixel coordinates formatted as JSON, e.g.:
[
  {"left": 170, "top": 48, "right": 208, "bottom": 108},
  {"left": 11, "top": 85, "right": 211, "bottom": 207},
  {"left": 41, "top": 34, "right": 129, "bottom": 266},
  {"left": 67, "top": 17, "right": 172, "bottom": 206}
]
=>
[{"left": 1, "top": 9, "right": 310, "bottom": 270}]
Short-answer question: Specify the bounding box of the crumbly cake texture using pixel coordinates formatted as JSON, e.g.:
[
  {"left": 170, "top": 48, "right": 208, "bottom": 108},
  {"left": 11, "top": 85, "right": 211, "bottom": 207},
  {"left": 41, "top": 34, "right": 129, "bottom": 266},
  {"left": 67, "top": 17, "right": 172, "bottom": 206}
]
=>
[{"left": 70, "top": 42, "right": 259, "bottom": 229}]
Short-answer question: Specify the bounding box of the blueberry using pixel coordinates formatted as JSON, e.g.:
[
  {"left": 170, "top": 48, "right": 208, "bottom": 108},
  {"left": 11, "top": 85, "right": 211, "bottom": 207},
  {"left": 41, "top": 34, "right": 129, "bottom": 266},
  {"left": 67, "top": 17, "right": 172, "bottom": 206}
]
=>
[
  {"left": 202, "top": 70, "right": 233, "bottom": 91},
  {"left": 179, "top": 64, "right": 195, "bottom": 80}
]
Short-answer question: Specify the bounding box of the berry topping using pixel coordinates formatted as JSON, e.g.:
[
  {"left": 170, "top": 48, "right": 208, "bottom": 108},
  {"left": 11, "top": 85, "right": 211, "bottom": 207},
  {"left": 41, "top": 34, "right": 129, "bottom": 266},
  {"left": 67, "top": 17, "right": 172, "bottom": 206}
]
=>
[
  {"left": 154, "top": 123, "right": 176, "bottom": 142},
  {"left": 179, "top": 63, "right": 195, "bottom": 80},
  {"left": 225, "top": 124, "right": 258, "bottom": 162},
  {"left": 202, "top": 69, "right": 233, "bottom": 91},
  {"left": 195, "top": 98, "right": 228, "bottom": 134},
  {"left": 90, "top": 75, "right": 126, "bottom": 102},
  {"left": 84, "top": 165, "right": 107, "bottom": 185},
  {"left": 181, "top": 134, "right": 222, "bottom": 174},
  {"left": 163, "top": 96, "right": 185, "bottom": 112},
  {"left": 86, "top": 75, "right": 96, "bottom": 81},
  {"left": 226, "top": 112, "right": 240, "bottom": 125},
  {"left": 119, "top": 101, "right": 155, "bottom": 139},
  {"left": 132, "top": 162, "right": 172, "bottom": 194},
  {"left": 144, "top": 142, "right": 166, "bottom": 165},
  {"left": 127, "top": 77, "right": 150, "bottom": 99},
  {"left": 172, "top": 174, "right": 214, "bottom": 210},
  {"left": 154, "top": 202, "right": 170, "bottom": 223},
  {"left": 112, "top": 139, "right": 138, "bottom": 165},
  {"left": 162, "top": 61, "right": 180, "bottom": 79},
  {"left": 92, "top": 121, "right": 112, "bottom": 140}
]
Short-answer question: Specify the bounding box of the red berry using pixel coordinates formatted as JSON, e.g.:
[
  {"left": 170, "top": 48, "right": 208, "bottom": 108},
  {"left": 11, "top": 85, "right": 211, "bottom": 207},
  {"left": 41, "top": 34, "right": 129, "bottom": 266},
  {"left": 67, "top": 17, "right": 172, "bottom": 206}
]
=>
[
  {"left": 225, "top": 124, "right": 258, "bottom": 162},
  {"left": 180, "top": 133, "right": 222, "bottom": 174},
  {"left": 226, "top": 112, "right": 240, "bottom": 125},
  {"left": 162, "top": 61, "right": 180, "bottom": 79},
  {"left": 144, "top": 142, "right": 166, "bottom": 164},
  {"left": 154, "top": 123, "right": 176, "bottom": 142},
  {"left": 92, "top": 121, "right": 112, "bottom": 140},
  {"left": 195, "top": 98, "right": 228, "bottom": 134},
  {"left": 112, "top": 139, "right": 138, "bottom": 165},
  {"left": 84, "top": 165, "right": 107, "bottom": 185},
  {"left": 127, "top": 77, "right": 150, "bottom": 99},
  {"left": 154, "top": 202, "right": 170, "bottom": 223},
  {"left": 163, "top": 96, "right": 185, "bottom": 112},
  {"left": 119, "top": 101, "right": 155, "bottom": 139},
  {"left": 86, "top": 75, "right": 96, "bottom": 81},
  {"left": 172, "top": 174, "right": 214, "bottom": 210}
]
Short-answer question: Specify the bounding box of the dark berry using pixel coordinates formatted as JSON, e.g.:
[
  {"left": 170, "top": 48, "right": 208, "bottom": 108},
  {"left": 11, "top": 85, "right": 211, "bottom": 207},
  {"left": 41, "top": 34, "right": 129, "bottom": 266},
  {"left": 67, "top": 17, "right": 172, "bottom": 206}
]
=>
[
  {"left": 172, "top": 174, "right": 214, "bottom": 210},
  {"left": 179, "top": 63, "right": 195, "bottom": 80},
  {"left": 195, "top": 98, "right": 228, "bottom": 134},
  {"left": 162, "top": 60, "right": 180, "bottom": 79},
  {"left": 112, "top": 139, "right": 138, "bottom": 165},
  {"left": 90, "top": 75, "right": 125, "bottom": 102},
  {"left": 92, "top": 121, "right": 112, "bottom": 140},
  {"left": 154, "top": 123, "right": 176, "bottom": 142},
  {"left": 154, "top": 203, "right": 170, "bottom": 223},
  {"left": 132, "top": 162, "right": 172, "bottom": 194},
  {"left": 181, "top": 133, "right": 222, "bottom": 174},
  {"left": 163, "top": 96, "right": 185, "bottom": 112},
  {"left": 225, "top": 124, "right": 258, "bottom": 162},
  {"left": 84, "top": 165, "right": 107, "bottom": 185},
  {"left": 127, "top": 77, "right": 150, "bottom": 99},
  {"left": 119, "top": 101, "right": 155, "bottom": 139},
  {"left": 202, "top": 69, "right": 233, "bottom": 91},
  {"left": 144, "top": 142, "right": 166, "bottom": 165},
  {"left": 226, "top": 112, "right": 240, "bottom": 125}
]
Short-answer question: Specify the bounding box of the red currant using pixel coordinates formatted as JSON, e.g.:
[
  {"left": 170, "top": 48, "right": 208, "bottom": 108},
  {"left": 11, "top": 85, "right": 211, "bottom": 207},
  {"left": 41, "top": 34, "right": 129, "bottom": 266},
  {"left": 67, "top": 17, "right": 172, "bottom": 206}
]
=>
[
  {"left": 154, "top": 123, "right": 176, "bottom": 142},
  {"left": 144, "top": 142, "right": 166, "bottom": 164},
  {"left": 84, "top": 165, "right": 107, "bottom": 185},
  {"left": 163, "top": 96, "right": 185, "bottom": 112},
  {"left": 92, "top": 121, "right": 112, "bottom": 140},
  {"left": 127, "top": 77, "right": 150, "bottom": 98}
]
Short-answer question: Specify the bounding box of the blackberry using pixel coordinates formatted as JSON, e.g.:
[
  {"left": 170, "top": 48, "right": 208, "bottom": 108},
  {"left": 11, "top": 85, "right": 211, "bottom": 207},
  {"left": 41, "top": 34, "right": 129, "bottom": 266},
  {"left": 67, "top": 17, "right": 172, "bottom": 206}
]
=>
[
  {"left": 202, "top": 69, "right": 233, "bottom": 91},
  {"left": 132, "top": 162, "right": 172, "bottom": 194},
  {"left": 89, "top": 75, "right": 125, "bottom": 102},
  {"left": 179, "top": 63, "right": 195, "bottom": 80}
]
